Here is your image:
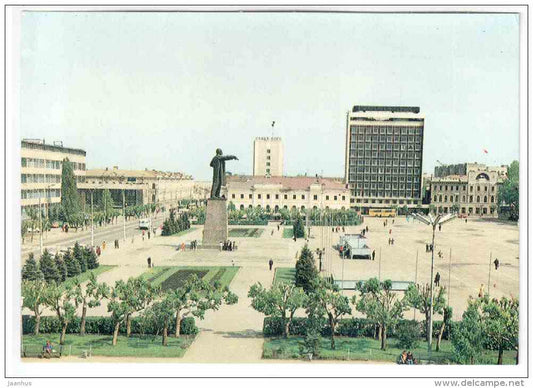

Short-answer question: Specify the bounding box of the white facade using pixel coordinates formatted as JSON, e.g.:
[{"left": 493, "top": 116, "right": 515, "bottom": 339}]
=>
[{"left": 253, "top": 137, "right": 284, "bottom": 177}]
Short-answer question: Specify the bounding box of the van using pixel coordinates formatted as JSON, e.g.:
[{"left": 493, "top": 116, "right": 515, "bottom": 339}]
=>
[{"left": 139, "top": 219, "right": 151, "bottom": 230}]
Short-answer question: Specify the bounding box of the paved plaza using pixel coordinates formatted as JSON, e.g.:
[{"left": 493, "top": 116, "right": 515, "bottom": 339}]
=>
[{"left": 24, "top": 215, "right": 519, "bottom": 363}]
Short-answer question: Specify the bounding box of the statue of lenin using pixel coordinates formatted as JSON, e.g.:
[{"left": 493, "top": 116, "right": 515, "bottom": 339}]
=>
[{"left": 210, "top": 148, "right": 238, "bottom": 199}]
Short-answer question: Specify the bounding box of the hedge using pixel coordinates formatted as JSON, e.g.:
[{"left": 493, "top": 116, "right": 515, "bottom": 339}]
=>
[
  {"left": 228, "top": 220, "right": 269, "bottom": 226},
  {"left": 22, "top": 315, "right": 198, "bottom": 336},
  {"left": 263, "top": 317, "right": 453, "bottom": 339}
]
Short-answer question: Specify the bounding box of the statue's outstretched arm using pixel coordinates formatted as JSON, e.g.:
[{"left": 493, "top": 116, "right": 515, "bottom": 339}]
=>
[{"left": 221, "top": 155, "right": 238, "bottom": 161}]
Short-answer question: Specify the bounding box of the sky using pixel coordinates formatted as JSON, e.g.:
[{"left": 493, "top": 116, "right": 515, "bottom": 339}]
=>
[{"left": 19, "top": 11, "right": 520, "bottom": 180}]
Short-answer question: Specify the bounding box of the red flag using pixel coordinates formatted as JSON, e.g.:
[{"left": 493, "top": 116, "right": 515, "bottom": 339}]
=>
[{"left": 483, "top": 149, "right": 488, "bottom": 154}]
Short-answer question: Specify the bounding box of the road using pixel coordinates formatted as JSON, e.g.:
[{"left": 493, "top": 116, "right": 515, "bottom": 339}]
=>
[{"left": 21, "top": 213, "right": 165, "bottom": 259}]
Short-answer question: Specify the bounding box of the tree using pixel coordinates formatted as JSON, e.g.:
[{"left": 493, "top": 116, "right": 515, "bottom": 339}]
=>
[
  {"left": 73, "top": 242, "right": 87, "bottom": 273},
  {"left": 143, "top": 293, "right": 175, "bottom": 346},
  {"left": 25, "top": 207, "right": 39, "bottom": 242},
  {"left": 44, "top": 282, "right": 77, "bottom": 345},
  {"left": 293, "top": 215, "right": 305, "bottom": 239},
  {"left": 227, "top": 201, "right": 236, "bottom": 212},
  {"left": 70, "top": 272, "right": 109, "bottom": 336},
  {"left": 480, "top": 296, "right": 519, "bottom": 365},
  {"left": 452, "top": 298, "right": 484, "bottom": 364},
  {"left": 355, "top": 278, "right": 409, "bottom": 350},
  {"left": 54, "top": 253, "right": 67, "bottom": 282},
  {"left": 404, "top": 283, "right": 447, "bottom": 343},
  {"left": 169, "top": 275, "right": 238, "bottom": 337},
  {"left": 22, "top": 280, "right": 47, "bottom": 335},
  {"left": 436, "top": 306, "right": 453, "bottom": 352},
  {"left": 63, "top": 250, "right": 81, "bottom": 278},
  {"left": 60, "top": 158, "right": 81, "bottom": 223},
  {"left": 451, "top": 203, "right": 461, "bottom": 213},
  {"left": 302, "top": 302, "right": 324, "bottom": 357},
  {"left": 22, "top": 253, "right": 43, "bottom": 281},
  {"left": 498, "top": 161, "right": 519, "bottom": 220},
  {"left": 248, "top": 282, "right": 307, "bottom": 338},
  {"left": 107, "top": 278, "right": 157, "bottom": 345},
  {"left": 308, "top": 278, "right": 351, "bottom": 350},
  {"left": 101, "top": 189, "right": 114, "bottom": 223},
  {"left": 295, "top": 245, "right": 318, "bottom": 293},
  {"left": 39, "top": 249, "right": 61, "bottom": 284},
  {"left": 85, "top": 247, "right": 99, "bottom": 270}
]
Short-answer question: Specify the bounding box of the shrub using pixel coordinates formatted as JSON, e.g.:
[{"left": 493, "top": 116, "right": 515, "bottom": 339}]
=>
[
  {"left": 395, "top": 320, "right": 421, "bottom": 349},
  {"left": 22, "top": 315, "right": 198, "bottom": 336}
]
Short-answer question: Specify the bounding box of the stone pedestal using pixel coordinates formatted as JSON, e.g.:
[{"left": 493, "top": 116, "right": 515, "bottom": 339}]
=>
[{"left": 202, "top": 199, "right": 228, "bottom": 248}]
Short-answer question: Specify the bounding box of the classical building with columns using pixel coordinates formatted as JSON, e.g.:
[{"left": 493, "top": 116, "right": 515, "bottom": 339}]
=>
[
  {"left": 226, "top": 175, "right": 351, "bottom": 212},
  {"left": 429, "top": 163, "right": 507, "bottom": 216}
]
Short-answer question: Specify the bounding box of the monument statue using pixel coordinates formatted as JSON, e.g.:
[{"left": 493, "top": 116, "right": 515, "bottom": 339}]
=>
[{"left": 210, "top": 148, "right": 238, "bottom": 199}]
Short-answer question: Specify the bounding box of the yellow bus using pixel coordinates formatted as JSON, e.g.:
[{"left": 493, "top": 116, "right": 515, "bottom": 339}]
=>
[{"left": 368, "top": 208, "right": 396, "bottom": 218}]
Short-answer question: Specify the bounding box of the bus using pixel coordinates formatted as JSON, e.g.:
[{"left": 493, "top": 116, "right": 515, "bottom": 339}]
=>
[
  {"left": 139, "top": 219, "right": 151, "bottom": 230},
  {"left": 368, "top": 208, "right": 396, "bottom": 218}
]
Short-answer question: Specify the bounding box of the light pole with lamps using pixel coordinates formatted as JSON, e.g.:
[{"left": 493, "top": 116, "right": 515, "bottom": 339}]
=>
[{"left": 411, "top": 212, "right": 456, "bottom": 358}]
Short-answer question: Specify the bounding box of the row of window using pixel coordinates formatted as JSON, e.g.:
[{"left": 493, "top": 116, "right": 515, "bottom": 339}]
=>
[
  {"left": 354, "top": 198, "right": 421, "bottom": 205},
  {"left": 351, "top": 175, "right": 421, "bottom": 184},
  {"left": 352, "top": 191, "right": 420, "bottom": 198},
  {"left": 433, "top": 194, "right": 496, "bottom": 204},
  {"left": 350, "top": 125, "right": 423, "bottom": 136},
  {"left": 21, "top": 174, "right": 61, "bottom": 184},
  {"left": 351, "top": 151, "right": 422, "bottom": 160},
  {"left": 236, "top": 204, "right": 340, "bottom": 211},
  {"left": 433, "top": 184, "right": 495, "bottom": 193},
  {"left": 21, "top": 158, "right": 86, "bottom": 171},
  {"left": 21, "top": 189, "right": 61, "bottom": 199},
  {"left": 350, "top": 167, "right": 421, "bottom": 175},
  {"left": 350, "top": 135, "right": 422, "bottom": 144},
  {"left": 439, "top": 206, "right": 495, "bottom": 215},
  {"left": 351, "top": 143, "right": 422, "bottom": 151},
  {"left": 230, "top": 193, "right": 347, "bottom": 201}
]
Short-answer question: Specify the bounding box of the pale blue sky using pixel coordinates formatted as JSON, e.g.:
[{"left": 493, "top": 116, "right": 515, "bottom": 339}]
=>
[{"left": 20, "top": 11, "right": 520, "bottom": 180}]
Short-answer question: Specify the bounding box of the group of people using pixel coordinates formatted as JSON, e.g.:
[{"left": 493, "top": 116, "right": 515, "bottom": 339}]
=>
[
  {"left": 425, "top": 243, "right": 434, "bottom": 252},
  {"left": 387, "top": 237, "right": 395, "bottom": 245},
  {"left": 383, "top": 219, "right": 394, "bottom": 227},
  {"left": 220, "top": 240, "right": 236, "bottom": 251},
  {"left": 332, "top": 226, "right": 346, "bottom": 233},
  {"left": 113, "top": 239, "right": 120, "bottom": 249},
  {"left": 360, "top": 226, "right": 369, "bottom": 236},
  {"left": 190, "top": 240, "right": 199, "bottom": 250},
  {"left": 147, "top": 257, "right": 154, "bottom": 268},
  {"left": 399, "top": 350, "right": 417, "bottom": 365}
]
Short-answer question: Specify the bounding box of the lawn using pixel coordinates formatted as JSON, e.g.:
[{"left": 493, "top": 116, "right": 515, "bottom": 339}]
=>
[
  {"left": 22, "top": 333, "right": 193, "bottom": 358},
  {"left": 62, "top": 265, "right": 116, "bottom": 286},
  {"left": 140, "top": 266, "right": 240, "bottom": 290},
  {"left": 282, "top": 228, "right": 294, "bottom": 238},
  {"left": 263, "top": 337, "right": 517, "bottom": 365},
  {"left": 228, "top": 228, "right": 264, "bottom": 238},
  {"left": 273, "top": 267, "right": 296, "bottom": 285}
]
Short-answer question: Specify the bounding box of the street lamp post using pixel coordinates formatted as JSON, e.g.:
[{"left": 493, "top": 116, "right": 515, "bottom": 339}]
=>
[
  {"left": 91, "top": 189, "right": 94, "bottom": 247},
  {"left": 411, "top": 212, "right": 456, "bottom": 358},
  {"left": 122, "top": 188, "right": 126, "bottom": 241}
]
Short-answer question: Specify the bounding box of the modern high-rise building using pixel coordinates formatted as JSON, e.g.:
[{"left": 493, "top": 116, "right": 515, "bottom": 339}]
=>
[
  {"left": 253, "top": 137, "right": 283, "bottom": 177},
  {"left": 344, "top": 105, "right": 425, "bottom": 212}
]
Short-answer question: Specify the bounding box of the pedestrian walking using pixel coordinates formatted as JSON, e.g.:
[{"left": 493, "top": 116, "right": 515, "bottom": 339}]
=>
[
  {"left": 271, "top": 230, "right": 274, "bottom": 236},
  {"left": 142, "top": 230, "right": 145, "bottom": 241},
  {"left": 102, "top": 241, "right": 106, "bottom": 250},
  {"left": 219, "top": 242, "right": 223, "bottom": 251},
  {"left": 391, "top": 238, "right": 395, "bottom": 245},
  {"left": 434, "top": 272, "right": 441, "bottom": 287},
  {"left": 389, "top": 229, "right": 392, "bottom": 235},
  {"left": 147, "top": 257, "right": 151, "bottom": 268},
  {"left": 372, "top": 250, "right": 375, "bottom": 261},
  {"left": 366, "top": 226, "right": 369, "bottom": 233},
  {"left": 148, "top": 231, "right": 151, "bottom": 239},
  {"left": 439, "top": 224, "right": 442, "bottom": 232},
  {"left": 269, "top": 259, "right": 274, "bottom": 271},
  {"left": 494, "top": 258, "right": 500, "bottom": 270},
  {"left": 116, "top": 240, "right": 119, "bottom": 249},
  {"left": 478, "top": 284, "right": 485, "bottom": 298}
]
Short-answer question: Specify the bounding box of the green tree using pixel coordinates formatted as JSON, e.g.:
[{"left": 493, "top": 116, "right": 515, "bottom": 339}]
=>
[
  {"left": 169, "top": 275, "right": 238, "bottom": 337},
  {"left": 63, "top": 250, "right": 81, "bottom": 278},
  {"left": 295, "top": 245, "right": 318, "bottom": 293},
  {"left": 498, "top": 161, "right": 519, "bottom": 221},
  {"left": 69, "top": 272, "right": 110, "bottom": 336},
  {"left": 302, "top": 302, "right": 324, "bottom": 357},
  {"left": 293, "top": 215, "right": 305, "bottom": 238},
  {"left": 404, "top": 283, "right": 447, "bottom": 344},
  {"left": 60, "top": 158, "right": 81, "bottom": 223},
  {"left": 452, "top": 298, "right": 484, "bottom": 364},
  {"left": 22, "top": 253, "right": 43, "bottom": 281},
  {"left": 101, "top": 189, "right": 114, "bottom": 223},
  {"left": 39, "top": 249, "right": 61, "bottom": 284},
  {"left": 248, "top": 282, "right": 307, "bottom": 339},
  {"left": 227, "top": 201, "right": 236, "bottom": 211},
  {"left": 85, "top": 247, "right": 99, "bottom": 270},
  {"left": 54, "top": 253, "right": 67, "bottom": 282},
  {"left": 436, "top": 306, "right": 453, "bottom": 352},
  {"left": 480, "top": 296, "right": 519, "bottom": 365},
  {"left": 73, "top": 242, "right": 87, "bottom": 273},
  {"left": 44, "top": 282, "right": 77, "bottom": 345},
  {"left": 143, "top": 293, "right": 175, "bottom": 346},
  {"left": 355, "top": 278, "right": 409, "bottom": 350},
  {"left": 22, "top": 279, "right": 47, "bottom": 335},
  {"left": 25, "top": 207, "right": 39, "bottom": 242},
  {"left": 308, "top": 278, "right": 351, "bottom": 350}
]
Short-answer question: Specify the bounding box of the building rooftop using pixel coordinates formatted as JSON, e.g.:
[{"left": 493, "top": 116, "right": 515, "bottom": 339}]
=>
[
  {"left": 21, "top": 139, "right": 86, "bottom": 156},
  {"left": 227, "top": 175, "right": 348, "bottom": 191},
  {"left": 86, "top": 168, "right": 192, "bottom": 180},
  {"left": 352, "top": 105, "right": 420, "bottom": 114}
]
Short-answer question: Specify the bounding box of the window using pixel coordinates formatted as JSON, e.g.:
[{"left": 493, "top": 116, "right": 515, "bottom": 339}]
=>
[
  {"left": 484, "top": 186, "right": 487, "bottom": 192},
  {"left": 342, "top": 196, "right": 346, "bottom": 201},
  {"left": 293, "top": 195, "right": 296, "bottom": 200},
  {"left": 313, "top": 195, "right": 318, "bottom": 200},
  {"left": 249, "top": 194, "right": 252, "bottom": 199},
  {"left": 266, "top": 162, "right": 270, "bottom": 166},
  {"left": 469, "top": 195, "right": 473, "bottom": 202},
  {"left": 477, "top": 196, "right": 480, "bottom": 202},
  {"left": 434, "top": 195, "right": 437, "bottom": 202},
  {"left": 301, "top": 195, "right": 305, "bottom": 200},
  {"left": 484, "top": 196, "right": 487, "bottom": 203},
  {"left": 266, "top": 169, "right": 270, "bottom": 174},
  {"left": 491, "top": 196, "right": 494, "bottom": 203},
  {"left": 284, "top": 194, "right": 288, "bottom": 200},
  {"left": 334, "top": 196, "right": 338, "bottom": 201},
  {"left": 231, "top": 194, "right": 235, "bottom": 199},
  {"left": 326, "top": 195, "right": 330, "bottom": 200},
  {"left": 267, "top": 149, "right": 271, "bottom": 154},
  {"left": 258, "top": 194, "right": 262, "bottom": 199},
  {"left": 275, "top": 194, "right": 279, "bottom": 199},
  {"left": 266, "top": 194, "right": 270, "bottom": 199},
  {"left": 266, "top": 156, "right": 271, "bottom": 160},
  {"left": 240, "top": 194, "right": 244, "bottom": 199}
]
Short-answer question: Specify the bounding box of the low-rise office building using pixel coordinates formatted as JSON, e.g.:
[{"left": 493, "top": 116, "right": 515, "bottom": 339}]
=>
[
  {"left": 78, "top": 167, "right": 210, "bottom": 208},
  {"left": 21, "top": 139, "right": 86, "bottom": 212},
  {"left": 430, "top": 163, "right": 507, "bottom": 216},
  {"left": 226, "top": 175, "right": 351, "bottom": 212}
]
